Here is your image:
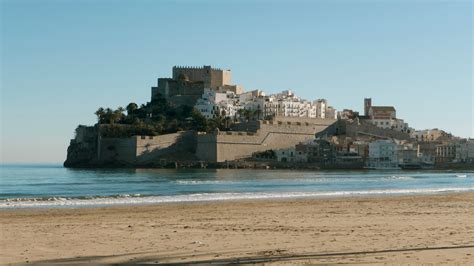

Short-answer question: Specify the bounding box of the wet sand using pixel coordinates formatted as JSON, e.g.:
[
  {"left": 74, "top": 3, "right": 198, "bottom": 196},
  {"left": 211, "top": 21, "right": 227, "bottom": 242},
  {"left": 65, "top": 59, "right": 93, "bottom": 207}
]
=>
[{"left": 1, "top": 193, "right": 473, "bottom": 264}]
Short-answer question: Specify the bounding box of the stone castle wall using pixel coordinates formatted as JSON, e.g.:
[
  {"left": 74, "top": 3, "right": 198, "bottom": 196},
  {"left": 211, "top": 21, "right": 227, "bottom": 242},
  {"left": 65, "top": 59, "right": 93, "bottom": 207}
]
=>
[
  {"left": 172, "top": 66, "right": 231, "bottom": 89},
  {"left": 316, "top": 119, "right": 410, "bottom": 140},
  {"left": 135, "top": 131, "right": 196, "bottom": 163},
  {"left": 94, "top": 118, "right": 336, "bottom": 165},
  {"left": 97, "top": 131, "right": 196, "bottom": 165},
  {"left": 346, "top": 121, "right": 410, "bottom": 140},
  {"left": 196, "top": 118, "right": 335, "bottom": 162},
  {"left": 98, "top": 137, "right": 137, "bottom": 164}
]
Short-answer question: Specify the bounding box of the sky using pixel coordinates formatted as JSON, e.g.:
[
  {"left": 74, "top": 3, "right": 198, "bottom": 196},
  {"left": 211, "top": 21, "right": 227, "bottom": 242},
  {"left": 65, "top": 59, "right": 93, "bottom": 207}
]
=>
[{"left": 1, "top": 0, "right": 472, "bottom": 163}]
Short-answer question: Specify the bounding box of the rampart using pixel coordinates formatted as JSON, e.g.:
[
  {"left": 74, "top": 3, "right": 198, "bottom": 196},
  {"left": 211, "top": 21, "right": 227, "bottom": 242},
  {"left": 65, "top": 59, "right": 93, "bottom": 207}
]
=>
[
  {"left": 316, "top": 119, "right": 411, "bottom": 140},
  {"left": 66, "top": 118, "right": 336, "bottom": 166},
  {"left": 97, "top": 131, "right": 196, "bottom": 165},
  {"left": 196, "top": 118, "right": 335, "bottom": 162}
]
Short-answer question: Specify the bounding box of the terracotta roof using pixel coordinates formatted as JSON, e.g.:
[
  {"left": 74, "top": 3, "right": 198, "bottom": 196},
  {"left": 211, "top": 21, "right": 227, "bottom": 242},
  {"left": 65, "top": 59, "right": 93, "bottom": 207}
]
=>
[{"left": 370, "top": 106, "right": 396, "bottom": 112}]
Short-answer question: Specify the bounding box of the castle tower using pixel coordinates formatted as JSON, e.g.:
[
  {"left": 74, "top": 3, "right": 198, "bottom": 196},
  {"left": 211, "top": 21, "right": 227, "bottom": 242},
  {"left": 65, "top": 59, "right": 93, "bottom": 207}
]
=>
[
  {"left": 203, "top": 65, "right": 212, "bottom": 88},
  {"left": 364, "top": 98, "right": 372, "bottom": 116}
]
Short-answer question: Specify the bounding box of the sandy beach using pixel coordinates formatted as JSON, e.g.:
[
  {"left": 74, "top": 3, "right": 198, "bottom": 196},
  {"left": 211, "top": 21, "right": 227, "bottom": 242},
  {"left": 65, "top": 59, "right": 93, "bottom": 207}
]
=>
[{"left": 1, "top": 193, "right": 473, "bottom": 265}]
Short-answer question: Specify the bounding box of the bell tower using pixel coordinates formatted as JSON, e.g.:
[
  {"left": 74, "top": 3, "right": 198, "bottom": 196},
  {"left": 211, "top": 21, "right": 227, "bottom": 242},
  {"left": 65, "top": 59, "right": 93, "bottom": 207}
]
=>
[{"left": 364, "top": 98, "right": 372, "bottom": 116}]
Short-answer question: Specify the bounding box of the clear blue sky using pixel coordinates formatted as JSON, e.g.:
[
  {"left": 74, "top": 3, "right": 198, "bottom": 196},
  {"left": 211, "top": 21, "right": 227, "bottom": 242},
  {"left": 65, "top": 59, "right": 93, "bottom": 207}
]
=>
[{"left": 1, "top": 0, "right": 472, "bottom": 163}]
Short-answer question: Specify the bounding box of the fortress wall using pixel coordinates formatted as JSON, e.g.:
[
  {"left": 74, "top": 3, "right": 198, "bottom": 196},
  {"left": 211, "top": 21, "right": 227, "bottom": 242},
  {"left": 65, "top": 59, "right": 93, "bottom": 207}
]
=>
[
  {"left": 271, "top": 116, "right": 337, "bottom": 125},
  {"left": 179, "top": 83, "right": 205, "bottom": 96},
  {"left": 222, "top": 70, "right": 232, "bottom": 85},
  {"left": 196, "top": 119, "right": 335, "bottom": 162},
  {"left": 316, "top": 120, "right": 411, "bottom": 140},
  {"left": 230, "top": 121, "right": 261, "bottom": 132},
  {"left": 230, "top": 118, "right": 337, "bottom": 133},
  {"left": 346, "top": 121, "right": 411, "bottom": 140},
  {"left": 173, "top": 67, "right": 207, "bottom": 82},
  {"left": 98, "top": 131, "right": 196, "bottom": 165},
  {"left": 195, "top": 133, "right": 218, "bottom": 162},
  {"left": 172, "top": 66, "right": 227, "bottom": 89},
  {"left": 135, "top": 131, "right": 196, "bottom": 164},
  {"left": 98, "top": 137, "right": 137, "bottom": 164},
  {"left": 215, "top": 131, "right": 315, "bottom": 162}
]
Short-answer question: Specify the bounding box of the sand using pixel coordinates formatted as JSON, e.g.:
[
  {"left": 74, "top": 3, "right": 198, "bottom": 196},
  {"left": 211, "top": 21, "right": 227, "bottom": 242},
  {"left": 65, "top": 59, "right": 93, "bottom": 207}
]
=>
[{"left": 1, "top": 193, "right": 473, "bottom": 265}]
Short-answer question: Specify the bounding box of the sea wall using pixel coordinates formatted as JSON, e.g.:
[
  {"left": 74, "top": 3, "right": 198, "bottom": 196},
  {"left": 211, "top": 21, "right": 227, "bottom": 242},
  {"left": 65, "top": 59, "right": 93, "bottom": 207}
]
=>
[
  {"left": 66, "top": 118, "right": 336, "bottom": 166},
  {"left": 97, "top": 131, "right": 196, "bottom": 165}
]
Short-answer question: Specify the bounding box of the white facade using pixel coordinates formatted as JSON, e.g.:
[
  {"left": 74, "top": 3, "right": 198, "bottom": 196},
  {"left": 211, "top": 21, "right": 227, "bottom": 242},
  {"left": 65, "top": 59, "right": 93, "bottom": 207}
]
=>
[
  {"left": 455, "top": 139, "right": 474, "bottom": 163},
  {"left": 276, "top": 147, "right": 307, "bottom": 163},
  {"left": 315, "top": 99, "right": 327, "bottom": 119},
  {"left": 195, "top": 88, "right": 337, "bottom": 121},
  {"left": 367, "top": 140, "right": 399, "bottom": 169},
  {"left": 370, "top": 118, "right": 409, "bottom": 132},
  {"left": 195, "top": 88, "right": 241, "bottom": 119}
]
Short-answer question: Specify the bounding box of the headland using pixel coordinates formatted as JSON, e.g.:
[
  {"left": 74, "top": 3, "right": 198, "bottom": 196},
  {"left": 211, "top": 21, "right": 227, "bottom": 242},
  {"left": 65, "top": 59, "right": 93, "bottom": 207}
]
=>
[{"left": 64, "top": 65, "right": 474, "bottom": 169}]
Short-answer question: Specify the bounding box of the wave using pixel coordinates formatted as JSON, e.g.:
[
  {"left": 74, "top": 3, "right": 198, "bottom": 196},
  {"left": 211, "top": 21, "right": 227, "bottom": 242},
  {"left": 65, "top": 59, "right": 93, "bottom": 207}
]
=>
[
  {"left": 1, "top": 187, "right": 473, "bottom": 209},
  {"left": 174, "top": 176, "right": 416, "bottom": 185},
  {"left": 383, "top": 176, "right": 414, "bottom": 180},
  {"left": 174, "top": 180, "right": 240, "bottom": 185}
]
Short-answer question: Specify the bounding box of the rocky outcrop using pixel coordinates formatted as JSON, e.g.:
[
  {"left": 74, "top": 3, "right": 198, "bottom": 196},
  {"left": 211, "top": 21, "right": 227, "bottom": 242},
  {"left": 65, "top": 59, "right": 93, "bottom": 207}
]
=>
[{"left": 63, "top": 126, "right": 100, "bottom": 167}]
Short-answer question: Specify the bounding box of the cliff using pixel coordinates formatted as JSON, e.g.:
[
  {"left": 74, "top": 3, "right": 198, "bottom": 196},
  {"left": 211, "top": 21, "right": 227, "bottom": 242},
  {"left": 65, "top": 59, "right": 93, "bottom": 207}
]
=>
[{"left": 63, "top": 125, "right": 101, "bottom": 167}]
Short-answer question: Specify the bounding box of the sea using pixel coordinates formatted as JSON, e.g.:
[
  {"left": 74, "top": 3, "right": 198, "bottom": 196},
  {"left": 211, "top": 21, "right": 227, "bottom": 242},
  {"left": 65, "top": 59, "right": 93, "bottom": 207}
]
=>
[{"left": 1, "top": 163, "right": 473, "bottom": 209}]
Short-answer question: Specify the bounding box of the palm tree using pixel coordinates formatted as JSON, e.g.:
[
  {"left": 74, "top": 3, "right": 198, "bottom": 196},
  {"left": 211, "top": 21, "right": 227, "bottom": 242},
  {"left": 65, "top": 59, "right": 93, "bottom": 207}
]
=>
[
  {"left": 113, "top": 107, "right": 125, "bottom": 124},
  {"left": 94, "top": 107, "right": 105, "bottom": 124},
  {"left": 126, "top": 103, "right": 138, "bottom": 117},
  {"left": 104, "top": 108, "right": 114, "bottom": 124}
]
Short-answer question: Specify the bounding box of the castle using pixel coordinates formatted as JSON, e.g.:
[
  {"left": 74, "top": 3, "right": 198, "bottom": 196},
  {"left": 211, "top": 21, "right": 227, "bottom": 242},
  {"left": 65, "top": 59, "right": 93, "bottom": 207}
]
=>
[
  {"left": 64, "top": 65, "right": 473, "bottom": 168},
  {"left": 151, "top": 65, "right": 243, "bottom": 106},
  {"left": 65, "top": 65, "right": 338, "bottom": 167}
]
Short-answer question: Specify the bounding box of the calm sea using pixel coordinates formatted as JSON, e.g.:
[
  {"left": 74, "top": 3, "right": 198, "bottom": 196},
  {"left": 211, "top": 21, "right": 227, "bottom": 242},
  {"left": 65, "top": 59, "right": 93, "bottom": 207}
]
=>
[{"left": 1, "top": 164, "right": 473, "bottom": 208}]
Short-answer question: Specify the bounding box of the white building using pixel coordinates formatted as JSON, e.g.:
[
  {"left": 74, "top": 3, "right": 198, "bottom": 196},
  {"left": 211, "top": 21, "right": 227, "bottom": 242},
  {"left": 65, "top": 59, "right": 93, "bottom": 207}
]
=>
[
  {"left": 371, "top": 118, "right": 409, "bottom": 132},
  {"left": 275, "top": 147, "right": 307, "bottom": 163},
  {"left": 314, "top": 99, "right": 327, "bottom": 118},
  {"left": 195, "top": 88, "right": 241, "bottom": 119},
  {"left": 455, "top": 139, "right": 474, "bottom": 163},
  {"left": 257, "top": 93, "right": 335, "bottom": 120},
  {"left": 195, "top": 88, "right": 337, "bottom": 121},
  {"left": 367, "top": 139, "right": 399, "bottom": 169}
]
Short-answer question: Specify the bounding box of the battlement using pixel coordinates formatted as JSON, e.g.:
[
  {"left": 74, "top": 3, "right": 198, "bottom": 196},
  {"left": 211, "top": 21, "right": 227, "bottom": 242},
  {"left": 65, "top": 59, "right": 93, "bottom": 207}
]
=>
[
  {"left": 173, "top": 65, "right": 226, "bottom": 71},
  {"left": 196, "top": 119, "right": 335, "bottom": 162}
]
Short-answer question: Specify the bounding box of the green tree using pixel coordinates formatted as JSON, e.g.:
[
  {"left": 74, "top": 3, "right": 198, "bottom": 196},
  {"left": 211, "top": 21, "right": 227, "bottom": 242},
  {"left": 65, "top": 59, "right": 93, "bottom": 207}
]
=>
[
  {"left": 126, "top": 103, "right": 138, "bottom": 116},
  {"left": 94, "top": 107, "right": 105, "bottom": 124}
]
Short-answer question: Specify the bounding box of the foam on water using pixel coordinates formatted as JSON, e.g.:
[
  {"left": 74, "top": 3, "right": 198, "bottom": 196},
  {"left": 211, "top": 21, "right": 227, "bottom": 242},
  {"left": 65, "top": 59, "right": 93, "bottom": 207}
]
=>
[
  {"left": 175, "top": 180, "right": 239, "bottom": 185},
  {"left": 1, "top": 187, "right": 473, "bottom": 209},
  {"left": 384, "top": 175, "right": 414, "bottom": 180},
  {"left": 2, "top": 165, "right": 473, "bottom": 209}
]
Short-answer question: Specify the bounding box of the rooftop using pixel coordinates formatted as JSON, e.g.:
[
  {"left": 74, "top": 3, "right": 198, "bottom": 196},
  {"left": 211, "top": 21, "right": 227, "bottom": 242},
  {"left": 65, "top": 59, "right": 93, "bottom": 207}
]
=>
[{"left": 370, "top": 106, "right": 396, "bottom": 112}]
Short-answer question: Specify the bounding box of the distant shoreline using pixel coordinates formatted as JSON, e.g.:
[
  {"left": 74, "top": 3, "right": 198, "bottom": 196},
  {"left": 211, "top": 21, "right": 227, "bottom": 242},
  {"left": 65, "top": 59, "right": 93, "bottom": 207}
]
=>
[{"left": 62, "top": 160, "right": 474, "bottom": 170}]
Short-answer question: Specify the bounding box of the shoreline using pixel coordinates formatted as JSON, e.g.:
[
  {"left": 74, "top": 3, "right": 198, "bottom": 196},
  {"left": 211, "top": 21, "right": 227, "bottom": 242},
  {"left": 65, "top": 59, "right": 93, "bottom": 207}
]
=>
[
  {"left": 63, "top": 161, "right": 474, "bottom": 170},
  {"left": 1, "top": 192, "right": 473, "bottom": 264},
  {"left": 2, "top": 188, "right": 473, "bottom": 210}
]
